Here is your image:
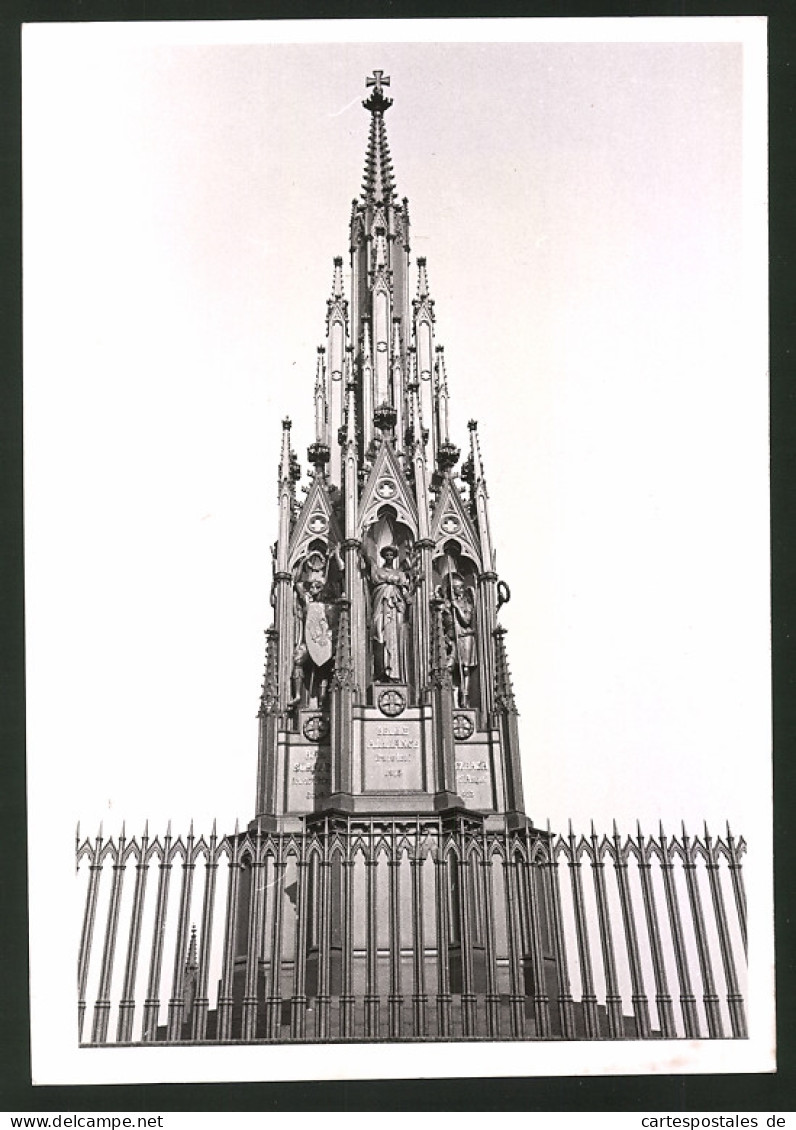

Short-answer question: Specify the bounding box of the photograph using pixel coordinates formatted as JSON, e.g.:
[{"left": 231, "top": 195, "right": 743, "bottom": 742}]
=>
[{"left": 21, "top": 17, "right": 771, "bottom": 1087}]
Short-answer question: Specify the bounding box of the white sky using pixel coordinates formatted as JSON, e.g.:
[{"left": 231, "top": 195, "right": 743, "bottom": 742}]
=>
[
  {"left": 21, "top": 16, "right": 773, "bottom": 1089},
  {"left": 23, "top": 21, "right": 769, "bottom": 838}
]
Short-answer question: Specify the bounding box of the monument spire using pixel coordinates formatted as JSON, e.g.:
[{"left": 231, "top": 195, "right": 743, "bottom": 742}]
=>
[{"left": 255, "top": 74, "right": 523, "bottom": 830}]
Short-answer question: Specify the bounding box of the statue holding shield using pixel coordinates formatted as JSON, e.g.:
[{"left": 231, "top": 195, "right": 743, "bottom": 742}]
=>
[
  {"left": 440, "top": 570, "right": 478, "bottom": 707},
  {"left": 289, "top": 546, "right": 343, "bottom": 708}
]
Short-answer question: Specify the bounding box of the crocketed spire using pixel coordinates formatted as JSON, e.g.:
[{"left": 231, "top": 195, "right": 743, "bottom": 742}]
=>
[{"left": 361, "top": 71, "right": 397, "bottom": 203}]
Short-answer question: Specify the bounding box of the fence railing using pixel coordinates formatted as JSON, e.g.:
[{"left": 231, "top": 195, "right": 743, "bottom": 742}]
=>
[{"left": 76, "top": 815, "right": 747, "bottom": 1043}]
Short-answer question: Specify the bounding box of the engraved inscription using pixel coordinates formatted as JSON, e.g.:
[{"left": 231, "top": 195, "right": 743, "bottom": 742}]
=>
[
  {"left": 455, "top": 753, "right": 493, "bottom": 809},
  {"left": 287, "top": 747, "right": 331, "bottom": 810},
  {"left": 364, "top": 720, "right": 423, "bottom": 791}
]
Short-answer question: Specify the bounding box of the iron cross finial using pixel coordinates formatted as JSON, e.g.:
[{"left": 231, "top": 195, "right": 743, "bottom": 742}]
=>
[
  {"left": 363, "top": 70, "right": 393, "bottom": 114},
  {"left": 366, "top": 70, "right": 390, "bottom": 94}
]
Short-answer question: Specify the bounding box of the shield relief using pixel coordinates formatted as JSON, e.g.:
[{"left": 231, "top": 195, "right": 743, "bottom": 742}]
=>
[{"left": 305, "top": 601, "right": 333, "bottom": 666}]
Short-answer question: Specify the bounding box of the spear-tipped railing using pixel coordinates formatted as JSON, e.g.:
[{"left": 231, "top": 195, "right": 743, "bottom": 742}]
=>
[{"left": 76, "top": 819, "right": 747, "bottom": 1044}]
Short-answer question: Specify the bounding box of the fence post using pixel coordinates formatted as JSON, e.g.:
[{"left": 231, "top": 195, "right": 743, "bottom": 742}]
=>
[
  {"left": 116, "top": 824, "right": 150, "bottom": 1043},
  {"left": 410, "top": 822, "right": 428, "bottom": 1037},
  {"left": 522, "top": 848, "right": 550, "bottom": 1037},
  {"left": 502, "top": 833, "right": 526, "bottom": 1038},
  {"left": 434, "top": 842, "right": 452, "bottom": 1037},
  {"left": 589, "top": 825, "right": 624, "bottom": 1038},
  {"left": 339, "top": 843, "right": 355, "bottom": 1038},
  {"left": 242, "top": 828, "right": 266, "bottom": 1041},
  {"left": 658, "top": 823, "right": 700, "bottom": 1038},
  {"left": 704, "top": 824, "right": 747, "bottom": 1038},
  {"left": 387, "top": 828, "right": 403, "bottom": 1038},
  {"left": 142, "top": 824, "right": 173, "bottom": 1042},
  {"left": 167, "top": 824, "right": 196, "bottom": 1041},
  {"left": 91, "top": 828, "right": 126, "bottom": 1044},
  {"left": 266, "top": 846, "right": 286, "bottom": 1040},
  {"left": 635, "top": 823, "right": 676, "bottom": 1038},
  {"left": 567, "top": 825, "right": 599, "bottom": 1038},
  {"left": 316, "top": 821, "right": 332, "bottom": 1040},
  {"left": 217, "top": 822, "right": 242, "bottom": 1041},
  {"left": 725, "top": 823, "right": 748, "bottom": 957},
  {"left": 192, "top": 821, "right": 218, "bottom": 1041},
  {"left": 611, "top": 822, "right": 651, "bottom": 1038},
  {"left": 681, "top": 824, "right": 723, "bottom": 1038},
  {"left": 77, "top": 825, "right": 103, "bottom": 1043},
  {"left": 480, "top": 830, "right": 501, "bottom": 1039},
  {"left": 457, "top": 838, "right": 477, "bottom": 1037},
  {"left": 364, "top": 822, "right": 380, "bottom": 1038},
  {"left": 290, "top": 828, "right": 309, "bottom": 1039},
  {"left": 544, "top": 830, "right": 575, "bottom": 1039}
]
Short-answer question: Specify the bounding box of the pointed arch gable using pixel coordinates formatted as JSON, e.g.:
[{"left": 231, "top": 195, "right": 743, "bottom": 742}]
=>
[
  {"left": 288, "top": 479, "right": 343, "bottom": 570},
  {"left": 358, "top": 440, "right": 419, "bottom": 538},
  {"left": 430, "top": 477, "right": 482, "bottom": 570}
]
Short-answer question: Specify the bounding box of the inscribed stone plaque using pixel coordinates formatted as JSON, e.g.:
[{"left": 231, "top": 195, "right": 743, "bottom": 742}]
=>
[
  {"left": 286, "top": 745, "right": 331, "bottom": 811},
  {"left": 363, "top": 720, "right": 423, "bottom": 791},
  {"left": 455, "top": 748, "right": 494, "bottom": 809}
]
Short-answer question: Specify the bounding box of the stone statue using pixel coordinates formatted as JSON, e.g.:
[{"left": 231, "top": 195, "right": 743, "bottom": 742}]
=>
[
  {"left": 367, "top": 544, "right": 415, "bottom": 683},
  {"left": 290, "top": 546, "right": 343, "bottom": 708},
  {"left": 441, "top": 572, "right": 478, "bottom": 707}
]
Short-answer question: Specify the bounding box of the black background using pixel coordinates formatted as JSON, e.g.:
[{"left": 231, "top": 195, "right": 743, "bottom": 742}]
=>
[{"left": 1, "top": 0, "right": 793, "bottom": 1113}]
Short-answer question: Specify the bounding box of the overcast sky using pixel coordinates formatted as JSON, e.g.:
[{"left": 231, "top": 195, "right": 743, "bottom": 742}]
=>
[{"left": 23, "top": 21, "right": 768, "bottom": 841}]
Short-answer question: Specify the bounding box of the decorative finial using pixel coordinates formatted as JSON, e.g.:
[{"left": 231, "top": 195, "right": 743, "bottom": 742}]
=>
[{"left": 364, "top": 70, "right": 393, "bottom": 113}]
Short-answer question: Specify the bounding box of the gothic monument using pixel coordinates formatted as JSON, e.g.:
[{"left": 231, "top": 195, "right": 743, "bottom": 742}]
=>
[
  {"left": 77, "top": 71, "right": 748, "bottom": 1047},
  {"left": 254, "top": 70, "right": 527, "bottom": 835}
]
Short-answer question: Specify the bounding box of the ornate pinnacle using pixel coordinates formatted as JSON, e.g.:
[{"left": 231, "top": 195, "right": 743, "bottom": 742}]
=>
[
  {"left": 416, "top": 257, "right": 430, "bottom": 300},
  {"left": 332, "top": 599, "right": 354, "bottom": 690},
  {"left": 331, "top": 256, "right": 344, "bottom": 299},
  {"left": 279, "top": 417, "right": 292, "bottom": 484},
  {"left": 468, "top": 419, "right": 486, "bottom": 483},
  {"left": 430, "top": 597, "right": 452, "bottom": 688},
  {"left": 259, "top": 627, "right": 279, "bottom": 717},
  {"left": 344, "top": 379, "right": 358, "bottom": 447},
  {"left": 314, "top": 345, "right": 327, "bottom": 444},
  {"left": 493, "top": 625, "right": 518, "bottom": 715}
]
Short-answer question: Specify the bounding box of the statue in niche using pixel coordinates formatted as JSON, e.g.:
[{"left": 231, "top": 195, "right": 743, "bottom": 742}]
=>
[
  {"left": 366, "top": 544, "right": 417, "bottom": 684},
  {"left": 439, "top": 571, "right": 478, "bottom": 707},
  {"left": 290, "top": 545, "right": 343, "bottom": 709}
]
